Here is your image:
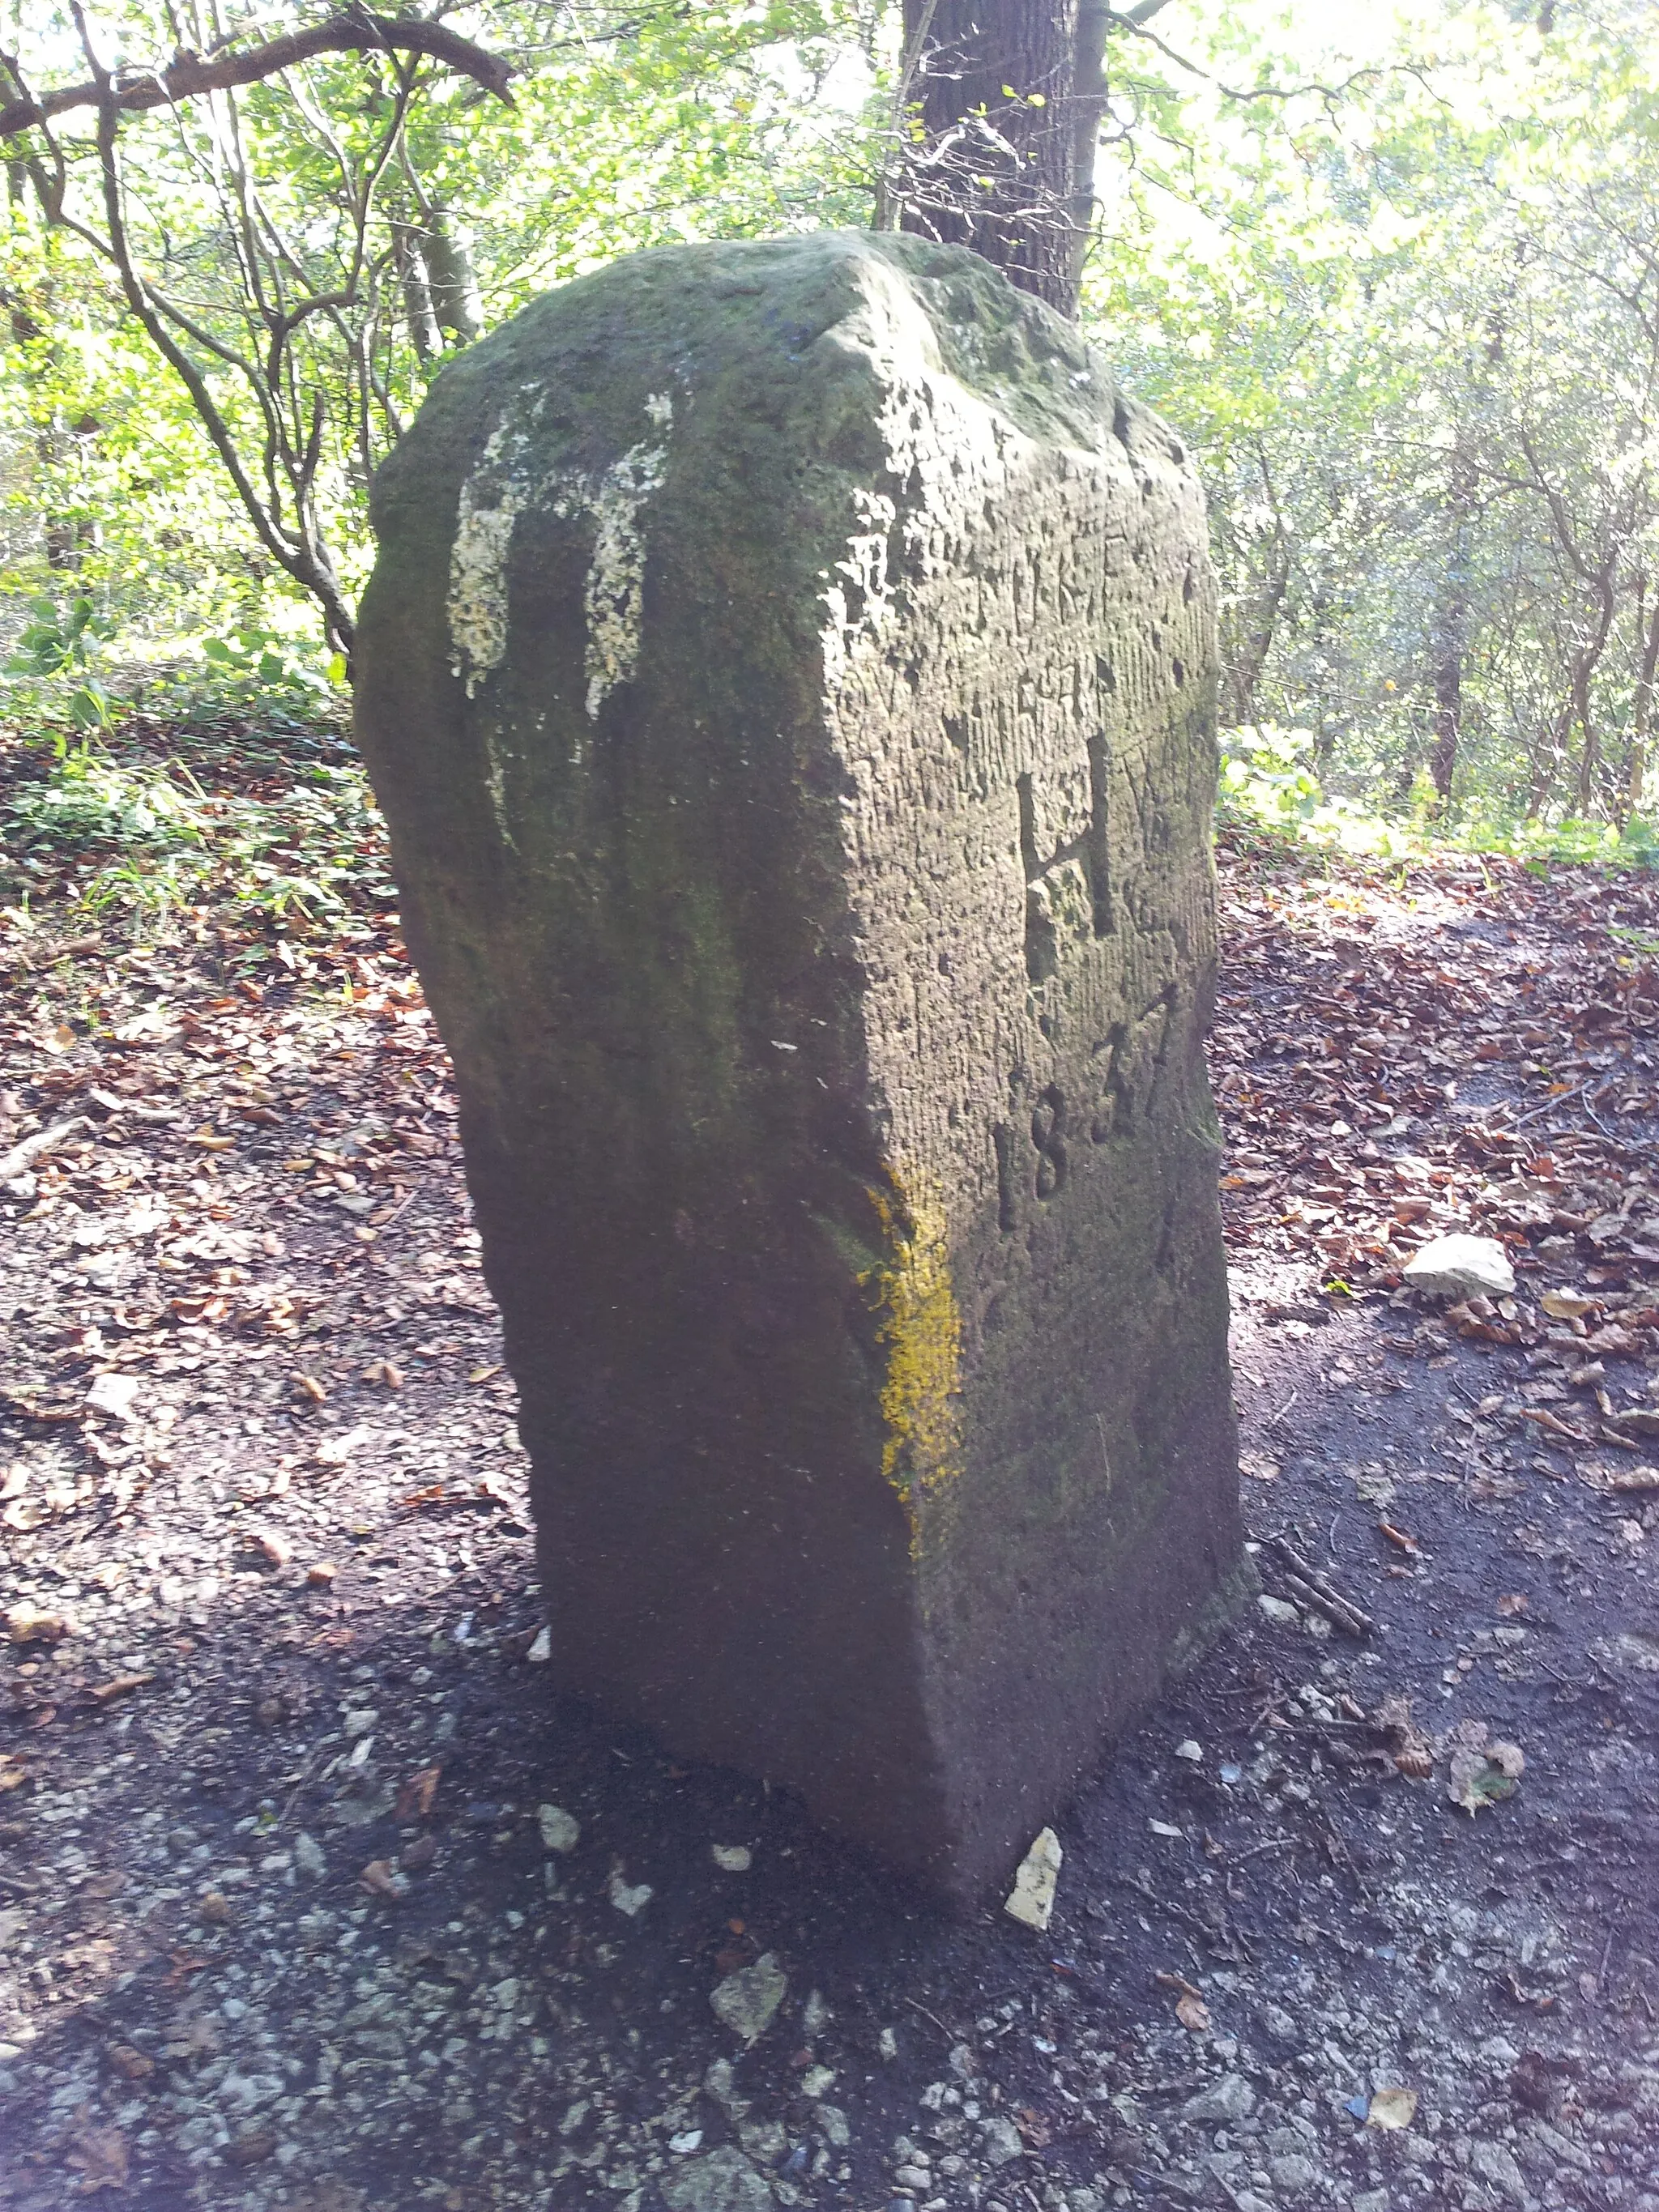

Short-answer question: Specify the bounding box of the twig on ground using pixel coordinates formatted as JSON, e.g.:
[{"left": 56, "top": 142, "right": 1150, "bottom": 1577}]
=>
[
  {"left": 903, "top": 1995, "right": 956, "bottom": 2042},
  {"left": 1266, "top": 1536, "right": 1374, "bottom": 1637},
  {"left": 0, "top": 1116, "right": 88, "bottom": 1182}
]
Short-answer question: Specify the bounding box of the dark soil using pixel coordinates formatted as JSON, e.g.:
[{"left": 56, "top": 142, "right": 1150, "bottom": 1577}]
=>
[{"left": 2, "top": 766, "right": 1658, "bottom": 2212}]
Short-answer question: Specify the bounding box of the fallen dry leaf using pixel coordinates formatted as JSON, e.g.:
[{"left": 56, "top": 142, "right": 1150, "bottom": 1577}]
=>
[
  {"left": 1154, "top": 1971, "right": 1212, "bottom": 2031},
  {"left": 360, "top": 1857, "right": 403, "bottom": 1899},
  {"left": 1367, "top": 2086, "right": 1418, "bottom": 2130},
  {"left": 66, "top": 2112, "right": 130, "bottom": 2193},
  {"left": 90, "top": 1672, "right": 154, "bottom": 1704},
  {"left": 1518, "top": 1407, "right": 1592, "bottom": 1445},
  {"left": 395, "top": 1764, "right": 442, "bottom": 1819},
  {"left": 5, "top": 1602, "right": 75, "bottom": 1644},
  {"left": 1443, "top": 1721, "right": 1525, "bottom": 1813},
  {"left": 1601, "top": 1464, "right": 1659, "bottom": 1494},
  {"left": 1376, "top": 1694, "right": 1435, "bottom": 1779}
]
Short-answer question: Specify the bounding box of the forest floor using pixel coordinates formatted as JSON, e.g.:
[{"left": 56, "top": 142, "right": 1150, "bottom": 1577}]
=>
[{"left": 1, "top": 723, "right": 1657, "bottom": 2212}]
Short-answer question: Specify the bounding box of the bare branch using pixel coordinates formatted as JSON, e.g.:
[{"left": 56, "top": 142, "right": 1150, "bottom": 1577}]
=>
[{"left": 1, "top": 10, "right": 512, "bottom": 142}]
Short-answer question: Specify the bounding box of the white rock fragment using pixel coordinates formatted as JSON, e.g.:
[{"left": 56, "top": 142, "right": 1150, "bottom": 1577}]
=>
[
  {"left": 801, "top": 1988, "right": 830, "bottom": 2038},
  {"left": 982, "top": 2114, "right": 1026, "bottom": 2167},
  {"left": 608, "top": 1865, "right": 653, "bottom": 1917},
  {"left": 878, "top": 2026, "right": 898, "bottom": 2060},
  {"left": 537, "top": 1804, "right": 580, "bottom": 1853},
  {"left": 85, "top": 1371, "right": 143, "bottom": 1421},
  {"left": 710, "top": 1951, "right": 787, "bottom": 2044},
  {"left": 1175, "top": 1739, "right": 1204, "bottom": 1763},
  {"left": 1258, "top": 1592, "right": 1302, "bottom": 1628},
  {"left": 800, "top": 2065, "right": 836, "bottom": 2098},
  {"left": 711, "top": 1843, "right": 752, "bottom": 1873},
  {"left": 660, "top": 2146, "right": 774, "bottom": 2212},
  {"left": 1182, "top": 2072, "right": 1256, "bottom": 2125},
  {"left": 292, "top": 1832, "right": 326, "bottom": 1882},
  {"left": 668, "top": 2129, "right": 704, "bottom": 2155},
  {"left": 1402, "top": 1233, "right": 1515, "bottom": 1300},
  {"left": 526, "top": 1625, "right": 552, "bottom": 1663},
  {"left": 1003, "top": 1826, "right": 1062, "bottom": 1932}
]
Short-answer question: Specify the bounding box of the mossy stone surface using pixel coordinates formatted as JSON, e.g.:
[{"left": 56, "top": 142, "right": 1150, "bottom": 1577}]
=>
[{"left": 354, "top": 229, "right": 1243, "bottom": 1902}]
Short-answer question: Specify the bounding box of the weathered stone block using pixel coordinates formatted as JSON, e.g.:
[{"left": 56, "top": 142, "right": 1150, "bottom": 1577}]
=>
[{"left": 354, "top": 231, "right": 1244, "bottom": 1902}]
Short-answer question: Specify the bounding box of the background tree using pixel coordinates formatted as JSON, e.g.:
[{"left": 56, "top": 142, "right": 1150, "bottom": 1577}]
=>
[
  {"left": 881, "top": 0, "right": 1164, "bottom": 318},
  {"left": 0, "top": 2, "right": 868, "bottom": 666}
]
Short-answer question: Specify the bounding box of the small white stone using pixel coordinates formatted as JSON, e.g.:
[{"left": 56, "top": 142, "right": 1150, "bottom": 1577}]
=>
[
  {"left": 537, "top": 1804, "right": 580, "bottom": 1853},
  {"left": 1258, "top": 1593, "right": 1302, "bottom": 1628},
  {"left": 85, "top": 1371, "right": 143, "bottom": 1421},
  {"left": 800, "top": 2065, "right": 836, "bottom": 2098},
  {"left": 526, "top": 1625, "right": 551, "bottom": 1663},
  {"left": 1402, "top": 1233, "right": 1515, "bottom": 1300},
  {"left": 710, "top": 1952, "right": 787, "bottom": 2044},
  {"left": 293, "top": 1832, "right": 326, "bottom": 1881},
  {"left": 1175, "top": 1740, "right": 1203, "bottom": 1763},
  {"left": 1182, "top": 2072, "right": 1256, "bottom": 2125},
  {"left": 1003, "top": 1826, "right": 1062, "bottom": 1932},
  {"left": 608, "top": 1865, "right": 653, "bottom": 1917},
  {"left": 712, "top": 1843, "right": 752, "bottom": 1873}
]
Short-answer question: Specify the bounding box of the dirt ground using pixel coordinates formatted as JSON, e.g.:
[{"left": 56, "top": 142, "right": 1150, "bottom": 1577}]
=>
[{"left": 2, "top": 761, "right": 1658, "bottom": 2212}]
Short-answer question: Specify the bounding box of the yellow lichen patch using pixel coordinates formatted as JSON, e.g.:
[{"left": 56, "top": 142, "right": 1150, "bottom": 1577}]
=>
[{"left": 869, "top": 1176, "right": 963, "bottom": 1528}]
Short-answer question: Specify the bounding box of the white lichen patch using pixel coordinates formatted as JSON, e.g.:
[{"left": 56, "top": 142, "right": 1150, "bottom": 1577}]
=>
[
  {"left": 580, "top": 431, "right": 668, "bottom": 720},
  {"left": 445, "top": 390, "right": 674, "bottom": 715},
  {"left": 448, "top": 435, "right": 530, "bottom": 700}
]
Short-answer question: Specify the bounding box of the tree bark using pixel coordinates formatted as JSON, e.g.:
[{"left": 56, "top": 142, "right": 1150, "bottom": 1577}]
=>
[
  {"left": 1627, "top": 580, "right": 1659, "bottom": 819},
  {"left": 896, "top": 0, "right": 1081, "bottom": 316}
]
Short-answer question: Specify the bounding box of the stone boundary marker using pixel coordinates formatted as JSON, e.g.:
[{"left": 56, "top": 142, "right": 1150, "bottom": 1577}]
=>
[{"left": 355, "top": 231, "right": 1246, "bottom": 1903}]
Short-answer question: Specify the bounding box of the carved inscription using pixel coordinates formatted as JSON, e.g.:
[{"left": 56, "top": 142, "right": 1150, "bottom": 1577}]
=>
[
  {"left": 1030, "top": 1085, "right": 1068, "bottom": 1200},
  {"left": 1090, "top": 987, "right": 1175, "bottom": 1144}
]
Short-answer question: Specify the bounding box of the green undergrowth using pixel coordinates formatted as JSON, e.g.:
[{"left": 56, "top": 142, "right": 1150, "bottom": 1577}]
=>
[
  {"left": 0, "top": 706, "right": 390, "bottom": 937},
  {"left": 1220, "top": 725, "right": 1659, "bottom": 873}
]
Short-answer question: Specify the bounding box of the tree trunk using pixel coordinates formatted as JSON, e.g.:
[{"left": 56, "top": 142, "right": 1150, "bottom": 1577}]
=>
[
  {"left": 1428, "top": 643, "right": 1461, "bottom": 807},
  {"left": 1068, "top": 0, "right": 1111, "bottom": 300},
  {"left": 392, "top": 223, "right": 443, "bottom": 364},
  {"left": 426, "top": 207, "right": 484, "bottom": 343},
  {"left": 896, "top": 0, "right": 1081, "bottom": 316},
  {"left": 1573, "top": 575, "right": 1616, "bottom": 815},
  {"left": 1627, "top": 580, "right": 1659, "bottom": 819},
  {"left": 1221, "top": 534, "right": 1290, "bottom": 726}
]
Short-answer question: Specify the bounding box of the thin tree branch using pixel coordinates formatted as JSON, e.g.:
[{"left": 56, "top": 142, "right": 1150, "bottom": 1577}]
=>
[{"left": 1, "top": 11, "right": 511, "bottom": 140}]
